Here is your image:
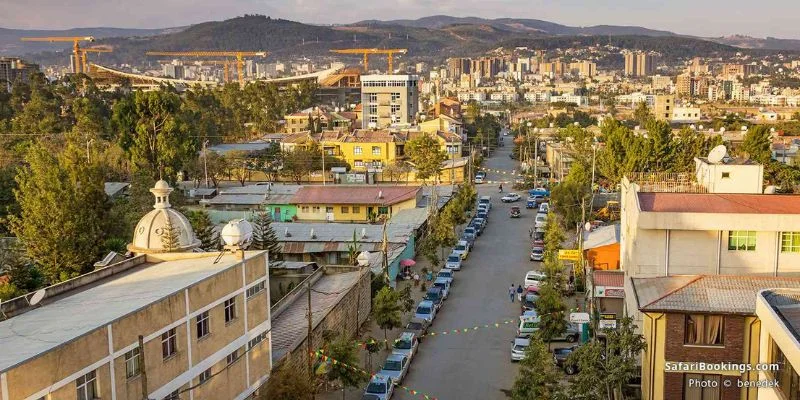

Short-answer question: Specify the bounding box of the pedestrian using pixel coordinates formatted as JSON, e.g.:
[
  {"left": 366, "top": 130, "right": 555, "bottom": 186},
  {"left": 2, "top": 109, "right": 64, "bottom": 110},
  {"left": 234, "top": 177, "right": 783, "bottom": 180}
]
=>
[
  {"left": 499, "top": 183, "right": 503, "bottom": 193},
  {"left": 528, "top": 226, "right": 533, "bottom": 239},
  {"left": 509, "top": 285, "right": 515, "bottom": 302},
  {"left": 413, "top": 273, "right": 420, "bottom": 287},
  {"left": 516, "top": 284, "right": 524, "bottom": 302}
]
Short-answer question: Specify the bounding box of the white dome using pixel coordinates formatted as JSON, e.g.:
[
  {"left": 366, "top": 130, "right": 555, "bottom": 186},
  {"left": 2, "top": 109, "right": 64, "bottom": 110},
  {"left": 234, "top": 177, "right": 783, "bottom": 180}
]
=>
[{"left": 127, "top": 181, "right": 201, "bottom": 254}]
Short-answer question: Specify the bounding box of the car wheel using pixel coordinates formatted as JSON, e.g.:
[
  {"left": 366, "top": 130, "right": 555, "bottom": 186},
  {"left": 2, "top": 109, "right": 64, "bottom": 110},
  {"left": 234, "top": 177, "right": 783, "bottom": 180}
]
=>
[
  {"left": 565, "top": 365, "right": 577, "bottom": 375},
  {"left": 566, "top": 335, "right": 577, "bottom": 343}
]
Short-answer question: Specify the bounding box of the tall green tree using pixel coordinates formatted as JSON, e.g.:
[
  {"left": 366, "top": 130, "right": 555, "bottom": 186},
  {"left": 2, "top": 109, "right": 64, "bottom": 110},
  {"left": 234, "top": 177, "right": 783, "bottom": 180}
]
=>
[
  {"left": 9, "top": 140, "right": 110, "bottom": 282},
  {"left": 252, "top": 212, "right": 283, "bottom": 267},
  {"left": 372, "top": 287, "right": 403, "bottom": 349},
  {"left": 325, "top": 334, "right": 366, "bottom": 400},
  {"left": 739, "top": 125, "right": 773, "bottom": 164},
  {"left": 633, "top": 101, "right": 653, "bottom": 127},
  {"left": 511, "top": 336, "right": 566, "bottom": 400},
  {"left": 160, "top": 216, "right": 182, "bottom": 252},
  {"left": 551, "top": 162, "right": 591, "bottom": 229},
  {"left": 405, "top": 134, "right": 447, "bottom": 183},
  {"left": 186, "top": 210, "right": 219, "bottom": 251}
]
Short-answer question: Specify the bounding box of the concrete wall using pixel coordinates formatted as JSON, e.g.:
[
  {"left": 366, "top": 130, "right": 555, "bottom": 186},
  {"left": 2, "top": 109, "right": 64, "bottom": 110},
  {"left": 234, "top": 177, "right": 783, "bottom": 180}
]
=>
[
  {"left": 695, "top": 158, "right": 763, "bottom": 194},
  {"left": 756, "top": 293, "right": 800, "bottom": 400}
]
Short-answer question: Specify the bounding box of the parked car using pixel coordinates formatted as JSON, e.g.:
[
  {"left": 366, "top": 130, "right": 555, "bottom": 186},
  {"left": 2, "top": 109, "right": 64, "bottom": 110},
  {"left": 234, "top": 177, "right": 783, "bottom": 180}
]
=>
[
  {"left": 392, "top": 331, "right": 420, "bottom": 360},
  {"left": 476, "top": 211, "right": 489, "bottom": 222},
  {"left": 524, "top": 270, "right": 547, "bottom": 288},
  {"left": 379, "top": 353, "right": 410, "bottom": 383},
  {"left": 472, "top": 217, "right": 486, "bottom": 234},
  {"left": 474, "top": 175, "right": 485, "bottom": 184},
  {"left": 414, "top": 300, "right": 437, "bottom": 322},
  {"left": 526, "top": 195, "right": 543, "bottom": 208},
  {"left": 528, "top": 188, "right": 550, "bottom": 197},
  {"left": 405, "top": 318, "right": 430, "bottom": 341},
  {"left": 437, "top": 268, "right": 454, "bottom": 284},
  {"left": 551, "top": 323, "right": 580, "bottom": 343},
  {"left": 453, "top": 240, "right": 470, "bottom": 259},
  {"left": 478, "top": 196, "right": 492, "bottom": 211},
  {"left": 533, "top": 228, "right": 545, "bottom": 242},
  {"left": 364, "top": 375, "right": 394, "bottom": 400},
  {"left": 462, "top": 228, "right": 477, "bottom": 248},
  {"left": 501, "top": 193, "right": 521, "bottom": 203},
  {"left": 425, "top": 286, "right": 444, "bottom": 311},
  {"left": 553, "top": 346, "right": 580, "bottom": 375},
  {"left": 511, "top": 336, "right": 531, "bottom": 362},
  {"left": 509, "top": 206, "right": 521, "bottom": 218},
  {"left": 517, "top": 315, "right": 541, "bottom": 337},
  {"left": 539, "top": 202, "right": 550, "bottom": 214},
  {"left": 534, "top": 212, "right": 547, "bottom": 229},
  {"left": 515, "top": 175, "right": 526, "bottom": 184},
  {"left": 520, "top": 289, "right": 539, "bottom": 312},
  {"left": 362, "top": 395, "right": 381, "bottom": 400},
  {"left": 477, "top": 204, "right": 489, "bottom": 215},
  {"left": 445, "top": 253, "right": 462, "bottom": 271},
  {"left": 433, "top": 277, "right": 451, "bottom": 299},
  {"left": 530, "top": 246, "right": 544, "bottom": 261}
]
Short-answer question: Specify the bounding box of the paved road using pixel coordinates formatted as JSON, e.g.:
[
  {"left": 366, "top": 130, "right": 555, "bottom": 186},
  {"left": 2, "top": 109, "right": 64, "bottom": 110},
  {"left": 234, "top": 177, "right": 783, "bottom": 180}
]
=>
[{"left": 394, "top": 140, "right": 535, "bottom": 400}]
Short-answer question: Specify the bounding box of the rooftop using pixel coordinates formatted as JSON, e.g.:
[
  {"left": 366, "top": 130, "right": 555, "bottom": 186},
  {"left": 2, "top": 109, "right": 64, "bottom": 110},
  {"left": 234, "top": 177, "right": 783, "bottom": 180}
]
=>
[
  {"left": 0, "top": 251, "right": 264, "bottom": 374},
  {"left": 696, "top": 156, "right": 758, "bottom": 166},
  {"left": 593, "top": 270, "right": 624, "bottom": 287},
  {"left": 632, "top": 275, "right": 800, "bottom": 315},
  {"left": 583, "top": 224, "right": 620, "bottom": 250},
  {"left": 291, "top": 185, "right": 420, "bottom": 206},
  {"left": 637, "top": 193, "right": 800, "bottom": 214},
  {"left": 761, "top": 289, "right": 800, "bottom": 343}
]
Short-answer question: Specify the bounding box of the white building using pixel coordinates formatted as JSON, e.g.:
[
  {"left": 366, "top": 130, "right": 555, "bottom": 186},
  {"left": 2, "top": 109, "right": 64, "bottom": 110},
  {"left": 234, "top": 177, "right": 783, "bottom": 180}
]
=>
[
  {"left": 670, "top": 106, "right": 701, "bottom": 123},
  {"left": 457, "top": 91, "right": 487, "bottom": 102},
  {"left": 524, "top": 91, "right": 552, "bottom": 103},
  {"left": 490, "top": 92, "right": 519, "bottom": 102},
  {"left": 550, "top": 94, "right": 588, "bottom": 106}
]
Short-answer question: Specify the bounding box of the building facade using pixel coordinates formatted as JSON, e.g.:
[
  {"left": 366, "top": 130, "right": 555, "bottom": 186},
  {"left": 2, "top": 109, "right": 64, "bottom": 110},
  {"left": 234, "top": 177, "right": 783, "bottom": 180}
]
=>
[{"left": 360, "top": 74, "right": 419, "bottom": 129}]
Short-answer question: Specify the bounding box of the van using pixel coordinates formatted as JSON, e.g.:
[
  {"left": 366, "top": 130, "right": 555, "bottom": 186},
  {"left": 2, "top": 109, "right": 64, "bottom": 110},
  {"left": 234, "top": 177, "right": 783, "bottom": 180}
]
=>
[
  {"left": 478, "top": 196, "right": 492, "bottom": 211},
  {"left": 517, "top": 315, "right": 540, "bottom": 337}
]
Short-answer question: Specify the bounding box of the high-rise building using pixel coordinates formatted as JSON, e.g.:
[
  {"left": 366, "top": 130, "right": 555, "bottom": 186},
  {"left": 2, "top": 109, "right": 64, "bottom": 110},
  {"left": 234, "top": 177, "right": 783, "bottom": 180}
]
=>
[
  {"left": 624, "top": 52, "right": 637, "bottom": 77},
  {"left": 0, "top": 57, "right": 39, "bottom": 92},
  {"left": 686, "top": 57, "right": 709, "bottom": 75},
  {"left": 624, "top": 51, "right": 656, "bottom": 77},
  {"left": 721, "top": 63, "right": 756, "bottom": 79},
  {"left": 360, "top": 74, "right": 419, "bottom": 129},
  {"left": 447, "top": 58, "right": 471, "bottom": 79},
  {"left": 163, "top": 64, "right": 185, "bottom": 79}
]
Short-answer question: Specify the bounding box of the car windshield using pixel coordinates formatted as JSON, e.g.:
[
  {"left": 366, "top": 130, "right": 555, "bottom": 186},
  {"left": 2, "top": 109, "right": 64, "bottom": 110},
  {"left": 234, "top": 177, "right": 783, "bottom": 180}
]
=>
[
  {"left": 366, "top": 383, "right": 387, "bottom": 394},
  {"left": 394, "top": 339, "right": 412, "bottom": 350},
  {"left": 439, "top": 271, "right": 451, "bottom": 277},
  {"left": 425, "top": 293, "right": 439, "bottom": 301},
  {"left": 447, "top": 256, "right": 460, "bottom": 262},
  {"left": 532, "top": 249, "right": 543, "bottom": 254},
  {"left": 417, "top": 306, "right": 431, "bottom": 314},
  {"left": 513, "top": 345, "right": 527, "bottom": 351},
  {"left": 407, "top": 322, "right": 422, "bottom": 330},
  {"left": 383, "top": 360, "right": 403, "bottom": 370},
  {"left": 455, "top": 245, "right": 466, "bottom": 251},
  {"left": 434, "top": 282, "right": 445, "bottom": 289}
]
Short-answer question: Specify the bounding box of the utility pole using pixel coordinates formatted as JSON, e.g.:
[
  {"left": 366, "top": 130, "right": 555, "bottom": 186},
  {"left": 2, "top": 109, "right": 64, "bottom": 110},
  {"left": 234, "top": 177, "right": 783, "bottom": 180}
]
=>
[
  {"left": 138, "top": 335, "right": 149, "bottom": 400},
  {"left": 381, "top": 218, "right": 389, "bottom": 285},
  {"left": 203, "top": 140, "right": 209, "bottom": 188},
  {"left": 307, "top": 281, "right": 315, "bottom": 400},
  {"left": 321, "top": 145, "right": 326, "bottom": 186}
]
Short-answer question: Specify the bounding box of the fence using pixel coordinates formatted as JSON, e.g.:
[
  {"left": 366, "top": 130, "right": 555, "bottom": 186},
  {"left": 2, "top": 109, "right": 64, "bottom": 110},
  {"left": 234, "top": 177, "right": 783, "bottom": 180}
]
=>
[{"left": 626, "top": 172, "right": 708, "bottom": 193}]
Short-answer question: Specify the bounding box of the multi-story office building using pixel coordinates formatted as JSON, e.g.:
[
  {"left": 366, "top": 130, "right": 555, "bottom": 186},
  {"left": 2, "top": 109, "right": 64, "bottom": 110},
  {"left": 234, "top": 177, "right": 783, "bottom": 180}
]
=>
[
  {"left": 360, "top": 74, "right": 419, "bottom": 129},
  {"left": 0, "top": 181, "right": 273, "bottom": 400},
  {"left": 650, "top": 75, "right": 673, "bottom": 91},
  {"left": 0, "top": 57, "right": 39, "bottom": 92}
]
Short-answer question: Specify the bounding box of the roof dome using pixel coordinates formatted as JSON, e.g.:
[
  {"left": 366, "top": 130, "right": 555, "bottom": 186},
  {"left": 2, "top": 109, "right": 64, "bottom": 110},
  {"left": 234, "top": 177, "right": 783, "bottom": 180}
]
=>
[{"left": 127, "top": 181, "right": 201, "bottom": 254}]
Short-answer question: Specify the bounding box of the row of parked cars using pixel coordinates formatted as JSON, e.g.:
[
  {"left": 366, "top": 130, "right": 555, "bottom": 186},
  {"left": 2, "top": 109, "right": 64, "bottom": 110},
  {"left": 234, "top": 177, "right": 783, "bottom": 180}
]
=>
[{"left": 362, "top": 195, "right": 495, "bottom": 399}]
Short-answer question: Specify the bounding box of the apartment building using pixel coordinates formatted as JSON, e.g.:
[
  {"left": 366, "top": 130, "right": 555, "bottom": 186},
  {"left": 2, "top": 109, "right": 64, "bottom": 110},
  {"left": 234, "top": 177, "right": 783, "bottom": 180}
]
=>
[
  {"left": 651, "top": 94, "right": 675, "bottom": 121},
  {"left": 291, "top": 185, "right": 421, "bottom": 222},
  {"left": 650, "top": 75, "right": 673, "bottom": 91},
  {"left": 524, "top": 91, "right": 552, "bottom": 103},
  {"left": 447, "top": 57, "right": 471, "bottom": 78},
  {"left": 721, "top": 63, "right": 756, "bottom": 79},
  {"left": 670, "top": 106, "right": 702, "bottom": 123},
  {"left": 568, "top": 61, "right": 596, "bottom": 78},
  {"left": 0, "top": 57, "right": 39, "bottom": 92},
  {"left": 624, "top": 51, "right": 656, "bottom": 77},
  {"left": 360, "top": 74, "right": 419, "bottom": 129},
  {"left": 0, "top": 181, "right": 272, "bottom": 400},
  {"left": 283, "top": 108, "right": 357, "bottom": 133},
  {"left": 550, "top": 94, "right": 588, "bottom": 106}
]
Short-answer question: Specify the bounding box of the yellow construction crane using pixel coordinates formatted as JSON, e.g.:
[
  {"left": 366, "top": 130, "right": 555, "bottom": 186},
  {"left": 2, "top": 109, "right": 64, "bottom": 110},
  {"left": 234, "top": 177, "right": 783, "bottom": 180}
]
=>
[
  {"left": 330, "top": 48, "right": 408, "bottom": 73},
  {"left": 78, "top": 46, "right": 113, "bottom": 74},
  {"left": 20, "top": 36, "right": 95, "bottom": 73},
  {"left": 145, "top": 51, "right": 268, "bottom": 84}
]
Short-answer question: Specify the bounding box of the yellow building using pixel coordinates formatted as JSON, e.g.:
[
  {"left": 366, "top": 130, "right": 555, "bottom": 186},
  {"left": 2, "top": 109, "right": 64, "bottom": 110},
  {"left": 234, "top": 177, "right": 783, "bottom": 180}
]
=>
[
  {"left": 283, "top": 109, "right": 358, "bottom": 134},
  {"left": 0, "top": 181, "right": 272, "bottom": 400},
  {"left": 633, "top": 275, "right": 800, "bottom": 400},
  {"left": 291, "top": 185, "right": 422, "bottom": 222},
  {"left": 419, "top": 115, "right": 464, "bottom": 145},
  {"left": 755, "top": 289, "right": 800, "bottom": 400}
]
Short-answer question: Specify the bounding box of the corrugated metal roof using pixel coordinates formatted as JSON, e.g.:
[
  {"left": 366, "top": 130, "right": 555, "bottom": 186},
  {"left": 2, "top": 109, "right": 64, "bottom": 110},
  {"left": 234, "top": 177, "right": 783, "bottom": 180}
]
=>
[
  {"left": 583, "top": 224, "right": 620, "bottom": 250},
  {"left": 638, "top": 193, "right": 800, "bottom": 214},
  {"left": 633, "top": 275, "right": 800, "bottom": 314},
  {"left": 202, "top": 194, "right": 266, "bottom": 206},
  {"left": 593, "top": 270, "right": 624, "bottom": 287},
  {"left": 273, "top": 222, "right": 413, "bottom": 245},
  {"left": 292, "top": 186, "right": 420, "bottom": 206}
]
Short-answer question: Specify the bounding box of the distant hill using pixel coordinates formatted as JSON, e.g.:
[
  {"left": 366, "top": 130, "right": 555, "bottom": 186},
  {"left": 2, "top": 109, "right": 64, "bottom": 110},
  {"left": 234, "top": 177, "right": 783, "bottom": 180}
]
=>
[
  {"left": 710, "top": 35, "right": 800, "bottom": 51},
  {"left": 356, "top": 15, "right": 677, "bottom": 37},
  {"left": 0, "top": 26, "right": 182, "bottom": 55}
]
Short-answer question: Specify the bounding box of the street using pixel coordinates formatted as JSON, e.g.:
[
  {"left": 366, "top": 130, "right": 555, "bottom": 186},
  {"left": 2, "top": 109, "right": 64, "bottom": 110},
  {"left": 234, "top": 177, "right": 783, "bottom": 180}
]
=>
[{"left": 393, "top": 141, "right": 535, "bottom": 400}]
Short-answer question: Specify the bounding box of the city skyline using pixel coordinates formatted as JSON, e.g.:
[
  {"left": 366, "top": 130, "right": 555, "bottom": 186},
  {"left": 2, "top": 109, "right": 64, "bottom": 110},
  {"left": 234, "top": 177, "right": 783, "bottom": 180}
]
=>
[{"left": 2, "top": 0, "right": 800, "bottom": 40}]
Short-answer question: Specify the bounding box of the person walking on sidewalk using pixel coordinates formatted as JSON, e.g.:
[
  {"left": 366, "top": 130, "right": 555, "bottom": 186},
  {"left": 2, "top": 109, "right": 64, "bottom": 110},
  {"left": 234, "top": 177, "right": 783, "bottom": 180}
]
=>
[
  {"left": 516, "top": 284, "right": 524, "bottom": 302},
  {"left": 509, "top": 285, "right": 515, "bottom": 302}
]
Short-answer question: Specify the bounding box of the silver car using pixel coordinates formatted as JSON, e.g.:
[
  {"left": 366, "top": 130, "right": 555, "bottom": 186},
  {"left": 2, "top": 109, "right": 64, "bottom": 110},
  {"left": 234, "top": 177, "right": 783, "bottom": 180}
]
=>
[
  {"left": 379, "top": 353, "right": 410, "bottom": 383},
  {"left": 436, "top": 269, "right": 454, "bottom": 285},
  {"left": 363, "top": 375, "right": 394, "bottom": 400},
  {"left": 511, "top": 336, "right": 530, "bottom": 362},
  {"left": 433, "top": 277, "right": 451, "bottom": 299},
  {"left": 392, "top": 331, "right": 419, "bottom": 360},
  {"left": 414, "top": 300, "right": 437, "bottom": 322}
]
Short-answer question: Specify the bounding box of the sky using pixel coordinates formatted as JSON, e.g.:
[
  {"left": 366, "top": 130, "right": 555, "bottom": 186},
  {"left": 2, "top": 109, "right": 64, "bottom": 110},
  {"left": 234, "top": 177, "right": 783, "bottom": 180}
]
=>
[{"left": 1, "top": 0, "right": 798, "bottom": 39}]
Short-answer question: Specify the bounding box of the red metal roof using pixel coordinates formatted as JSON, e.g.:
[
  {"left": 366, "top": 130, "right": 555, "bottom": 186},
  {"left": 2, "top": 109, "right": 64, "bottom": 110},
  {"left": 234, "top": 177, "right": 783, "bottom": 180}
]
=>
[
  {"left": 292, "top": 186, "right": 420, "bottom": 206},
  {"left": 638, "top": 193, "right": 800, "bottom": 214},
  {"left": 593, "top": 270, "right": 624, "bottom": 287}
]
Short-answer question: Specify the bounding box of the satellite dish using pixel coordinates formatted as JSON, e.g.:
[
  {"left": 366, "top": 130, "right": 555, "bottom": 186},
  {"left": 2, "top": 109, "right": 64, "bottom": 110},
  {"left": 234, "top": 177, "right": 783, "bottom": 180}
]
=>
[
  {"left": 764, "top": 185, "right": 777, "bottom": 194},
  {"left": 634, "top": 125, "right": 640, "bottom": 131},
  {"left": 28, "top": 289, "right": 46, "bottom": 306},
  {"left": 698, "top": 125, "right": 704, "bottom": 130},
  {"left": 690, "top": 124, "right": 696, "bottom": 130},
  {"left": 708, "top": 145, "right": 728, "bottom": 164}
]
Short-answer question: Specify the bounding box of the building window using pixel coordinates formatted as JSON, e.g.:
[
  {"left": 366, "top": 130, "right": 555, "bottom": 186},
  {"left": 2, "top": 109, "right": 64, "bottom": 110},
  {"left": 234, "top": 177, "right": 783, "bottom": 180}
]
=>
[
  {"left": 728, "top": 230, "right": 756, "bottom": 251},
  {"left": 248, "top": 331, "right": 268, "bottom": 349},
  {"left": 369, "top": 116, "right": 378, "bottom": 124},
  {"left": 125, "top": 347, "right": 141, "bottom": 378},
  {"left": 368, "top": 105, "right": 378, "bottom": 115},
  {"left": 378, "top": 207, "right": 389, "bottom": 215},
  {"left": 76, "top": 370, "right": 98, "bottom": 400},
  {"left": 683, "top": 373, "right": 720, "bottom": 400},
  {"left": 368, "top": 93, "right": 377, "bottom": 103},
  {"left": 354, "top": 160, "right": 364, "bottom": 168},
  {"left": 312, "top": 206, "right": 321, "bottom": 213},
  {"left": 301, "top": 206, "right": 309, "bottom": 213},
  {"left": 196, "top": 311, "right": 210, "bottom": 339},
  {"left": 390, "top": 104, "right": 401, "bottom": 114},
  {"left": 769, "top": 336, "right": 800, "bottom": 398},
  {"left": 721, "top": 172, "right": 730, "bottom": 178},
  {"left": 326, "top": 207, "right": 334, "bottom": 213},
  {"left": 224, "top": 297, "right": 236, "bottom": 324},
  {"left": 163, "top": 390, "right": 180, "bottom": 400},
  {"left": 371, "top": 161, "right": 382, "bottom": 169},
  {"left": 354, "top": 146, "right": 363, "bottom": 155},
  {"left": 341, "top": 206, "right": 349, "bottom": 214},
  {"left": 246, "top": 280, "right": 266, "bottom": 298},
  {"left": 162, "top": 328, "right": 177, "bottom": 359},
  {"left": 684, "top": 314, "right": 723, "bottom": 345},
  {"left": 199, "top": 368, "right": 212, "bottom": 383},
  {"left": 226, "top": 349, "right": 239, "bottom": 365},
  {"left": 372, "top": 146, "right": 381, "bottom": 155},
  {"left": 391, "top": 92, "right": 401, "bottom": 102},
  {"left": 781, "top": 232, "right": 800, "bottom": 253},
  {"left": 352, "top": 206, "right": 361, "bottom": 214}
]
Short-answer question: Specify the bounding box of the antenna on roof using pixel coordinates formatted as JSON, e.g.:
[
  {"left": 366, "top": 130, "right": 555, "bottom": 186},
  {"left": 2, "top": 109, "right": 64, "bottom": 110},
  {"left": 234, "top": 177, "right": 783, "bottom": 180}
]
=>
[
  {"left": 310, "top": 228, "right": 316, "bottom": 239},
  {"left": 361, "top": 228, "right": 367, "bottom": 239},
  {"left": 28, "top": 289, "right": 46, "bottom": 306},
  {"left": 707, "top": 145, "right": 727, "bottom": 164},
  {"left": 377, "top": 190, "right": 384, "bottom": 199}
]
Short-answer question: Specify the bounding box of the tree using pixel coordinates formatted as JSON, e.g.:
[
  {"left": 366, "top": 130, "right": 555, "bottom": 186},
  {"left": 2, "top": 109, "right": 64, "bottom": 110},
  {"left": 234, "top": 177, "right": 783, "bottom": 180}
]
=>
[
  {"left": 261, "top": 365, "right": 311, "bottom": 400},
  {"left": 406, "top": 134, "right": 447, "bottom": 183},
  {"left": 160, "top": 216, "right": 182, "bottom": 252},
  {"left": 325, "top": 334, "right": 366, "bottom": 400},
  {"left": 511, "top": 336, "right": 566, "bottom": 400},
  {"left": 543, "top": 213, "right": 565, "bottom": 263},
  {"left": 633, "top": 101, "right": 653, "bottom": 127},
  {"left": 644, "top": 119, "right": 673, "bottom": 171},
  {"left": 9, "top": 140, "right": 110, "bottom": 283},
  {"left": 534, "top": 277, "right": 568, "bottom": 348},
  {"left": 186, "top": 210, "right": 219, "bottom": 251},
  {"left": 551, "top": 162, "right": 591, "bottom": 229},
  {"left": 568, "top": 317, "right": 646, "bottom": 400},
  {"left": 398, "top": 285, "right": 415, "bottom": 313},
  {"left": 739, "top": 125, "right": 772, "bottom": 164},
  {"left": 252, "top": 212, "right": 283, "bottom": 267},
  {"left": 225, "top": 150, "right": 251, "bottom": 186},
  {"left": 281, "top": 147, "right": 317, "bottom": 184},
  {"left": 372, "top": 287, "right": 403, "bottom": 349}
]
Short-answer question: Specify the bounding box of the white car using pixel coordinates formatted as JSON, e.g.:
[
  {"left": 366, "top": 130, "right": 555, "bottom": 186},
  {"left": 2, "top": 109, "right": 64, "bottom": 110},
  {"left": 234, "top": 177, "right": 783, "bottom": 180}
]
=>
[
  {"left": 364, "top": 375, "right": 394, "bottom": 400},
  {"left": 511, "top": 336, "right": 530, "bottom": 361},
  {"left": 539, "top": 202, "right": 550, "bottom": 213},
  {"left": 445, "top": 254, "right": 462, "bottom": 270},
  {"left": 501, "top": 193, "right": 521, "bottom": 203},
  {"left": 534, "top": 212, "right": 547, "bottom": 229},
  {"left": 524, "top": 270, "right": 547, "bottom": 288},
  {"left": 437, "top": 268, "right": 454, "bottom": 285}
]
